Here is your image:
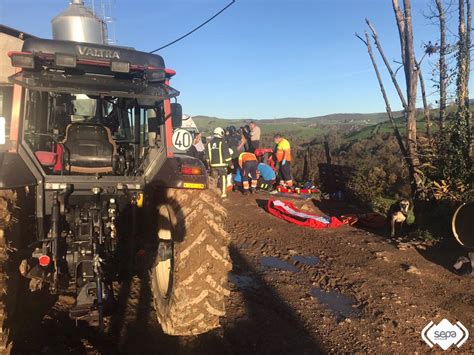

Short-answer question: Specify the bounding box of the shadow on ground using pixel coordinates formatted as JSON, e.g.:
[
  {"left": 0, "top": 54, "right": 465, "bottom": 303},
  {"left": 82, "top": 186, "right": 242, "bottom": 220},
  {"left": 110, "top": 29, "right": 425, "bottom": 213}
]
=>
[{"left": 9, "top": 237, "right": 324, "bottom": 354}]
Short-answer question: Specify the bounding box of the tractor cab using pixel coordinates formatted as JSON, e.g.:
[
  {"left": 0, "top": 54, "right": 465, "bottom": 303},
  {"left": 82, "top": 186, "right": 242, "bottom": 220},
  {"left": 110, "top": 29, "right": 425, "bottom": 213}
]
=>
[{"left": 8, "top": 38, "right": 181, "bottom": 177}]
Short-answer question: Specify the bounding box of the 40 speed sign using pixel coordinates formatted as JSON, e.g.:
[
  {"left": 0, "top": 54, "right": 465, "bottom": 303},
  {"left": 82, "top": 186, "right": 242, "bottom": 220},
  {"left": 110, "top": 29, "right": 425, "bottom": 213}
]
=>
[{"left": 172, "top": 129, "right": 193, "bottom": 151}]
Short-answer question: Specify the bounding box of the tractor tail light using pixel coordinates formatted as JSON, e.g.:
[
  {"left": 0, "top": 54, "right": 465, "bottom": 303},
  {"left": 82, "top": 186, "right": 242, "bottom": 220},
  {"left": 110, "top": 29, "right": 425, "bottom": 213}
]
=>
[
  {"left": 181, "top": 166, "right": 202, "bottom": 175},
  {"left": 38, "top": 255, "right": 51, "bottom": 267}
]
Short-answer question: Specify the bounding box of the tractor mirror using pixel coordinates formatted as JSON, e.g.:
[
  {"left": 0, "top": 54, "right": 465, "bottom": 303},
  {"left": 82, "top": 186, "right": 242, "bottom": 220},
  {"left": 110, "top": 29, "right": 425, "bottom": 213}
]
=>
[{"left": 171, "top": 103, "right": 182, "bottom": 128}]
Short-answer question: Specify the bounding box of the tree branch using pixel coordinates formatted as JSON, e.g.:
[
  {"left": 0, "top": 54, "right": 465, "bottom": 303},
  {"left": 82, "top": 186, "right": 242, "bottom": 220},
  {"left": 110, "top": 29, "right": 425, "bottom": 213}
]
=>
[{"left": 366, "top": 18, "right": 408, "bottom": 113}]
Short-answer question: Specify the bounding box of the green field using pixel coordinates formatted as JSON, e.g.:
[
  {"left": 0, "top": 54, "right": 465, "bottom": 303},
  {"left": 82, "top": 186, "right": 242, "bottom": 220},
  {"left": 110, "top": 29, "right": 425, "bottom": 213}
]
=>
[
  {"left": 193, "top": 112, "right": 391, "bottom": 142},
  {"left": 194, "top": 105, "right": 465, "bottom": 147}
]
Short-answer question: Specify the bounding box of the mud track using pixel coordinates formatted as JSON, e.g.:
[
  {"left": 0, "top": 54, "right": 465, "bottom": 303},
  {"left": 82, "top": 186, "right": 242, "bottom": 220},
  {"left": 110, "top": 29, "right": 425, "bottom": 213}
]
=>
[{"left": 7, "top": 193, "right": 474, "bottom": 354}]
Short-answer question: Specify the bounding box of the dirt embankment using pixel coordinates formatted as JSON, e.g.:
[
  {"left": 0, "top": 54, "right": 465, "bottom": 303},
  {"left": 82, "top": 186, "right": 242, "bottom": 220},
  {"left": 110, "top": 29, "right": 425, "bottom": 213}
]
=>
[{"left": 6, "top": 192, "right": 474, "bottom": 354}]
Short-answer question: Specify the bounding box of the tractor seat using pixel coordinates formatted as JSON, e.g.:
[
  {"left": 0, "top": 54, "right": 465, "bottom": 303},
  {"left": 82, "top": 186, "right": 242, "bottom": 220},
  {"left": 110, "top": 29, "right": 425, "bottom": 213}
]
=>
[{"left": 62, "top": 123, "right": 117, "bottom": 174}]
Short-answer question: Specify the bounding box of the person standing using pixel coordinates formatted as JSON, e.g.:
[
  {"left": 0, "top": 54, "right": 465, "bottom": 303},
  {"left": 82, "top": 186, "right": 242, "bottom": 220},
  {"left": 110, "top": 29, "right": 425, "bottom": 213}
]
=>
[
  {"left": 237, "top": 126, "right": 247, "bottom": 152},
  {"left": 225, "top": 126, "right": 241, "bottom": 173},
  {"left": 188, "top": 132, "right": 205, "bottom": 161},
  {"left": 207, "top": 127, "right": 232, "bottom": 198},
  {"left": 273, "top": 133, "right": 293, "bottom": 187},
  {"left": 238, "top": 152, "right": 258, "bottom": 194},
  {"left": 249, "top": 121, "right": 261, "bottom": 153}
]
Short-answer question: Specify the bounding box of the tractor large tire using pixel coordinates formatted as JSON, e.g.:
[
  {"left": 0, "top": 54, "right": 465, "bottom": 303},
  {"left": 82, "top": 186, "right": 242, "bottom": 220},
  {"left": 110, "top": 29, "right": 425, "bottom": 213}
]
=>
[
  {"left": 0, "top": 190, "right": 17, "bottom": 352},
  {"left": 151, "top": 187, "right": 231, "bottom": 336}
]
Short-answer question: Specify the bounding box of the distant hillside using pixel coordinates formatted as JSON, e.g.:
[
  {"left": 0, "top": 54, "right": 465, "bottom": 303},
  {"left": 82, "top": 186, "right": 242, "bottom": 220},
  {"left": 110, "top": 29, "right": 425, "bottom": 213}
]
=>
[{"left": 193, "top": 112, "right": 391, "bottom": 141}]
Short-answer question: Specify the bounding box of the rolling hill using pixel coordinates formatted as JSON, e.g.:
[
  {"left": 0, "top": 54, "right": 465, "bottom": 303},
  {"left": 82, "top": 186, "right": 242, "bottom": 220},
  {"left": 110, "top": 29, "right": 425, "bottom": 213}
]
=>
[{"left": 192, "top": 112, "right": 392, "bottom": 142}]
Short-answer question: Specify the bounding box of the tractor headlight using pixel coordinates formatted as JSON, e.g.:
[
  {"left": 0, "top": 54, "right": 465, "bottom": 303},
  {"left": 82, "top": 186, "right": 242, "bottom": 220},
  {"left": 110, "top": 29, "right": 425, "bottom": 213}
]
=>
[{"left": 0, "top": 117, "right": 5, "bottom": 145}]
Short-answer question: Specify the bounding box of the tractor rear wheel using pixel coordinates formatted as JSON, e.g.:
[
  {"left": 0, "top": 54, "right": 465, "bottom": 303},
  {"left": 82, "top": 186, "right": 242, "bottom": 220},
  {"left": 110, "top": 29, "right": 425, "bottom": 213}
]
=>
[{"left": 150, "top": 188, "right": 231, "bottom": 336}]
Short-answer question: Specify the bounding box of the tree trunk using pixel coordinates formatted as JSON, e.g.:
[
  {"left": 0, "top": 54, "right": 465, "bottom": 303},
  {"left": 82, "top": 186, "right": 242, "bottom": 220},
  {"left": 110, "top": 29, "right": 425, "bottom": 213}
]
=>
[
  {"left": 458, "top": 0, "right": 468, "bottom": 112},
  {"left": 456, "top": 0, "right": 473, "bottom": 163},
  {"left": 400, "top": 0, "right": 421, "bottom": 197},
  {"left": 466, "top": 0, "right": 473, "bottom": 158},
  {"left": 435, "top": 0, "right": 448, "bottom": 131}
]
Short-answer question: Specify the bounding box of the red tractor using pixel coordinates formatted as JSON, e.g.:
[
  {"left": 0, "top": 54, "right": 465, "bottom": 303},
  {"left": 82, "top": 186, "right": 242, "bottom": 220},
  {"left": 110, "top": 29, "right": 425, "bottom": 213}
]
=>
[{"left": 0, "top": 1, "right": 231, "bottom": 349}]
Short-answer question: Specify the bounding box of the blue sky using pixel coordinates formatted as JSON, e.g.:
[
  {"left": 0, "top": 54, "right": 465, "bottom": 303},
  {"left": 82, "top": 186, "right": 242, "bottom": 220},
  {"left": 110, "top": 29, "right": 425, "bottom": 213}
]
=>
[{"left": 0, "top": 0, "right": 468, "bottom": 119}]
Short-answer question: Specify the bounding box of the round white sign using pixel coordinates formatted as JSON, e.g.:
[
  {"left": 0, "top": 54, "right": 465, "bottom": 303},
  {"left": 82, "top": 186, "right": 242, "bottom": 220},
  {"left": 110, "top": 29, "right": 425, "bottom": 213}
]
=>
[{"left": 172, "top": 129, "right": 193, "bottom": 151}]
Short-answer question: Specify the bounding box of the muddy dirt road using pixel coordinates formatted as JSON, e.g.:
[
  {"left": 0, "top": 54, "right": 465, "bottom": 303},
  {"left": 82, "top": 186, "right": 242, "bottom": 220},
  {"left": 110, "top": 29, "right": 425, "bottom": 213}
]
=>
[{"left": 8, "top": 192, "right": 474, "bottom": 354}]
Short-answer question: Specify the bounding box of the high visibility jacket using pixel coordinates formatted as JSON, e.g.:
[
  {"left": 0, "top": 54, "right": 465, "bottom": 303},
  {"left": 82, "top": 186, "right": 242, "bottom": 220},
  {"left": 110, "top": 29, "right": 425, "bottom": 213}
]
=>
[
  {"left": 238, "top": 152, "right": 257, "bottom": 168},
  {"left": 207, "top": 137, "right": 231, "bottom": 168},
  {"left": 274, "top": 138, "right": 292, "bottom": 162}
]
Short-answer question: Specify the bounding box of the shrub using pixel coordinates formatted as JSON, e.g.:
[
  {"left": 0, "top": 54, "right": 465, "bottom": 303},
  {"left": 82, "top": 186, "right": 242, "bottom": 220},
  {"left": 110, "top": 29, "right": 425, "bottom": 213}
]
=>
[{"left": 347, "top": 165, "right": 392, "bottom": 213}]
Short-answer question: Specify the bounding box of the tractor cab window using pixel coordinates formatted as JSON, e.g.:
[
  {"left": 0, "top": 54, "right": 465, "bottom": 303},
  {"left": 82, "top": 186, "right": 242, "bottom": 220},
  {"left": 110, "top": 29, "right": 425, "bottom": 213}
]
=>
[
  {"left": 71, "top": 94, "right": 97, "bottom": 122},
  {"left": 22, "top": 89, "right": 165, "bottom": 176}
]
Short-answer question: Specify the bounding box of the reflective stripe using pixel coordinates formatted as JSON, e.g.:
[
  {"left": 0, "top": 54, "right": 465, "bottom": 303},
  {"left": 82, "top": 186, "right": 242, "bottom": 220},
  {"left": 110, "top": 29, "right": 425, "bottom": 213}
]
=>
[
  {"left": 221, "top": 176, "right": 226, "bottom": 195},
  {"left": 219, "top": 141, "right": 223, "bottom": 164}
]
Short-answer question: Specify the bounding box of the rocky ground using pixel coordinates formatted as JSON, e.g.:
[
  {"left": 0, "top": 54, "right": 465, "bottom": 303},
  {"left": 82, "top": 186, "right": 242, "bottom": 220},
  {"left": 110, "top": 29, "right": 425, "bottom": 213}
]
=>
[{"left": 7, "top": 192, "right": 474, "bottom": 354}]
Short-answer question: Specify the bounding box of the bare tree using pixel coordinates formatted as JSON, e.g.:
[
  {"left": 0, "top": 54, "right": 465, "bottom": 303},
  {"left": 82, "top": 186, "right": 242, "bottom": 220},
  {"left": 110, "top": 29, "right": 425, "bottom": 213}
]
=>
[
  {"left": 366, "top": 19, "right": 408, "bottom": 112},
  {"left": 468, "top": 0, "right": 472, "bottom": 157},
  {"left": 356, "top": 32, "right": 408, "bottom": 160},
  {"left": 457, "top": 0, "right": 468, "bottom": 111},
  {"left": 456, "top": 0, "right": 473, "bottom": 157},
  {"left": 394, "top": 0, "right": 422, "bottom": 196},
  {"left": 435, "top": 0, "right": 448, "bottom": 130}
]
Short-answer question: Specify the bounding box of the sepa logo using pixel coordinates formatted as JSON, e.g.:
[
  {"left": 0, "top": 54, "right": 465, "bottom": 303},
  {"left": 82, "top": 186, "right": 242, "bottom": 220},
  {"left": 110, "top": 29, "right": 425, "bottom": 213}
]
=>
[{"left": 422, "top": 319, "right": 469, "bottom": 350}]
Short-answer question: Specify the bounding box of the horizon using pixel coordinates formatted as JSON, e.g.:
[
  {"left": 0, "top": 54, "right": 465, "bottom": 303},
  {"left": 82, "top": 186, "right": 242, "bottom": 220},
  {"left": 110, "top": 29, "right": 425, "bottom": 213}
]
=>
[{"left": 1, "top": 0, "right": 472, "bottom": 119}]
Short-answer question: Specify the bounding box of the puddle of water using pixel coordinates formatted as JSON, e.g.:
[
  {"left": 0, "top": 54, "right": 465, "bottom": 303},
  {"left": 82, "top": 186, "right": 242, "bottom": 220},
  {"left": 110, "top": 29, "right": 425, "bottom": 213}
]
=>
[
  {"left": 228, "top": 273, "right": 259, "bottom": 290},
  {"left": 292, "top": 255, "right": 320, "bottom": 266},
  {"left": 260, "top": 256, "right": 299, "bottom": 272},
  {"left": 310, "top": 288, "right": 361, "bottom": 321}
]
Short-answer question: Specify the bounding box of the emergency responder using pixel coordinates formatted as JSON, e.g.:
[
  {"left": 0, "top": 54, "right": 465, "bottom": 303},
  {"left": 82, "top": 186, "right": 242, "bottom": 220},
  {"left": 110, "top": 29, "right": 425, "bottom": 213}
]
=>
[
  {"left": 257, "top": 162, "right": 276, "bottom": 191},
  {"left": 225, "top": 126, "right": 241, "bottom": 173},
  {"left": 207, "top": 127, "right": 232, "bottom": 198},
  {"left": 238, "top": 152, "right": 258, "bottom": 194},
  {"left": 273, "top": 133, "right": 293, "bottom": 187}
]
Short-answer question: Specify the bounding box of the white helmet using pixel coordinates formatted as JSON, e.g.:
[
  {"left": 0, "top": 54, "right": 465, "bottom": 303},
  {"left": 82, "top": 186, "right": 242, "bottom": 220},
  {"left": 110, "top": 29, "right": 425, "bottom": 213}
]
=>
[{"left": 213, "top": 127, "right": 225, "bottom": 138}]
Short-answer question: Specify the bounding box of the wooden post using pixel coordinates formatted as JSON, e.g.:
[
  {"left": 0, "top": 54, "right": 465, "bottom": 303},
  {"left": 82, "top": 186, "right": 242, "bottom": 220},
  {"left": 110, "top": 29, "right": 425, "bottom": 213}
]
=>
[{"left": 323, "top": 141, "right": 332, "bottom": 165}]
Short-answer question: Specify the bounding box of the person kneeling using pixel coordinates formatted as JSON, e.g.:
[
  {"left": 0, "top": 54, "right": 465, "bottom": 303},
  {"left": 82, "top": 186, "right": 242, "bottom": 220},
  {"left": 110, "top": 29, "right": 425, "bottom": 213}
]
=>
[{"left": 257, "top": 162, "right": 276, "bottom": 191}]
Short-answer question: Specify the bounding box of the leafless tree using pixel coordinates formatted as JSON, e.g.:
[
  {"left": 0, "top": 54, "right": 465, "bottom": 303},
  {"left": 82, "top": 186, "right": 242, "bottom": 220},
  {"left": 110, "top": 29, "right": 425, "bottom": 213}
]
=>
[
  {"left": 435, "top": 0, "right": 448, "bottom": 130},
  {"left": 456, "top": 0, "right": 472, "bottom": 156},
  {"left": 467, "top": 0, "right": 472, "bottom": 156},
  {"left": 355, "top": 32, "right": 408, "bottom": 160},
  {"left": 393, "top": 0, "right": 422, "bottom": 197},
  {"left": 366, "top": 19, "right": 408, "bottom": 112}
]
